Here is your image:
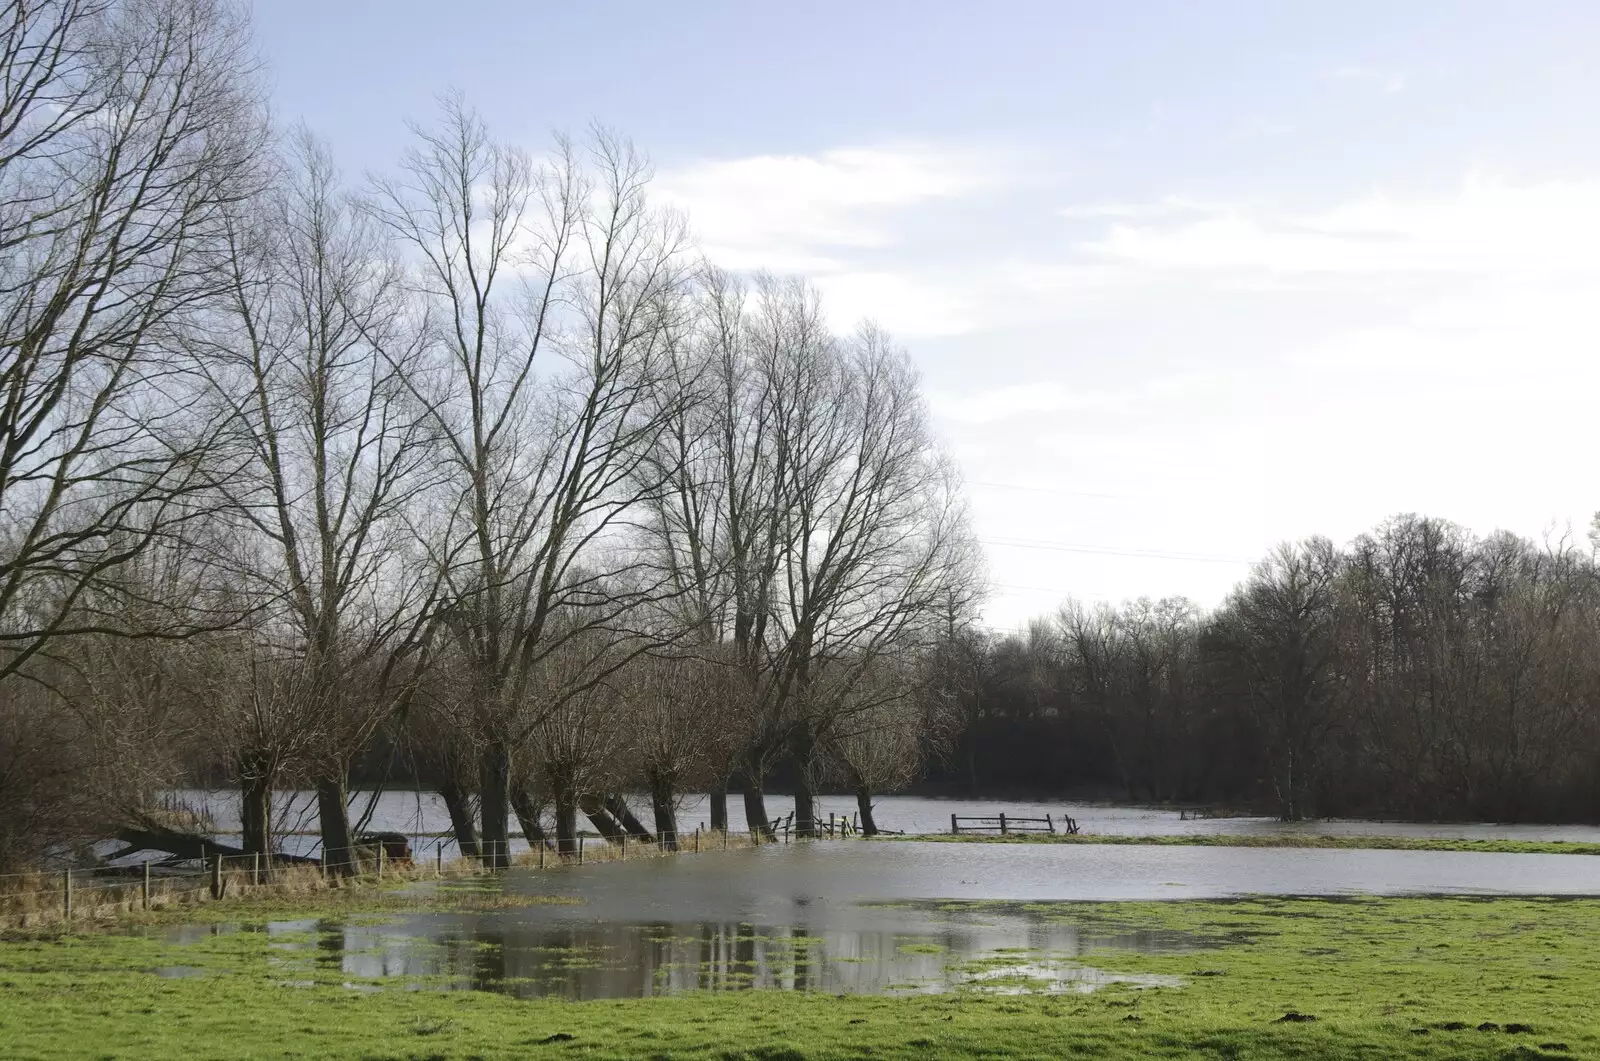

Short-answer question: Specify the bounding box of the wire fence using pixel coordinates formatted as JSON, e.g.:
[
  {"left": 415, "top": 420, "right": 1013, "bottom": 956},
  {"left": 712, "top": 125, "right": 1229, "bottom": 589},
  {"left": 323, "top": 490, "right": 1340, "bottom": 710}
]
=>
[{"left": 0, "top": 820, "right": 868, "bottom": 929}]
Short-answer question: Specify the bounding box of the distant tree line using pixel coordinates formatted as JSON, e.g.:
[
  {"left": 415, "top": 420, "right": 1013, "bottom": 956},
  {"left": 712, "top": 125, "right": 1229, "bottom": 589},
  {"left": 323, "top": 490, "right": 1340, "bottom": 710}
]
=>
[
  {"left": 0, "top": 0, "right": 980, "bottom": 871},
  {"left": 932, "top": 515, "right": 1600, "bottom": 823}
]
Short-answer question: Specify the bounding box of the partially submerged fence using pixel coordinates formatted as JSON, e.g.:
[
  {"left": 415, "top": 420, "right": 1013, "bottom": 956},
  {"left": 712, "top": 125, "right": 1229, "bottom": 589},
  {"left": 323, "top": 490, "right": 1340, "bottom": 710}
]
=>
[
  {"left": 949, "top": 812, "right": 1079, "bottom": 836},
  {"left": 0, "top": 821, "right": 861, "bottom": 929},
  {"left": 765, "top": 812, "right": 866, "bottom": 841}
]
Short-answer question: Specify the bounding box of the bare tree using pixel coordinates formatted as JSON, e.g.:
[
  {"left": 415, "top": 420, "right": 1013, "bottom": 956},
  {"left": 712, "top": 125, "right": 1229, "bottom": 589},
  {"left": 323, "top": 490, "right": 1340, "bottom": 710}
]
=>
[
  {"left": 369, "top": 100, "right": 695, "bottom": 866},
  {"left": 1207, "top": 539, "right": 1344, "bottom": 820},
  {"left": 638, "top": 275, "right": 980, "bottom": 837},
  {"left": 0, "top": 0, "right": 267, "bottom": 682},
  {"left": 199, "top": 128, "right": 437, "bottom": 871},
  {"left": 620, "top": 652, "right": 739, "bottom": 847},
  {"left": 762, "top": 316, "right": 979, "bottom": 837},
  {"left": 635, "top": 267, "right": 785, "bottom": 834}
]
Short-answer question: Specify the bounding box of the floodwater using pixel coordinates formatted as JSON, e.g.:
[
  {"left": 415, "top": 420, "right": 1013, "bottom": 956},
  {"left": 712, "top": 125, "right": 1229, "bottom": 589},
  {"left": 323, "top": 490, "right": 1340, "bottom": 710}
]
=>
[
  {"left": 167, "top": 789, "right": 1600, "bottom": 861},
  {"left": 499, "top": 840, "right": 1600, "bottom": 906},
  {"left": 149, "top": 841, "right": 1600, "bottom": 1000},
  {"left": 162, "top": 901, "right": 1187, "bottom": 999}
]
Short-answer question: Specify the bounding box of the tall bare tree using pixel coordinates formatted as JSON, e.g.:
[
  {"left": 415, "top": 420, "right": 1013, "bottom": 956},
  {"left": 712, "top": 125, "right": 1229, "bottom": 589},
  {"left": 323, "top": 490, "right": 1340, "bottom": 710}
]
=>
[
  {"left": 639, "top": 275, "right": 980, "bottom": 837},
  {"left": 761, "top": 317, "right": 978, "bottom": 837},
  {"left": 200, "top": 128, "right": 437, "bottom": 869},
  {"left": 369, "top": 100, "right": 695, "bottom": 866},
  {"left": 0, "top": 0, "right": 267, "bottom": 682}
]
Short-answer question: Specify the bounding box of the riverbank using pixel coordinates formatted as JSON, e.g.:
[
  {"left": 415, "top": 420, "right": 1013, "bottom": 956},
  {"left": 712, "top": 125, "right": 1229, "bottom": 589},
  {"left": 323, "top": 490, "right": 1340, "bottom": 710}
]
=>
[
  {"left": 887, "top": 832, "right": 1600, "bottom": 855},
  {"left": 1, "top": 894, "right": 1594, "bottom": 1059}
]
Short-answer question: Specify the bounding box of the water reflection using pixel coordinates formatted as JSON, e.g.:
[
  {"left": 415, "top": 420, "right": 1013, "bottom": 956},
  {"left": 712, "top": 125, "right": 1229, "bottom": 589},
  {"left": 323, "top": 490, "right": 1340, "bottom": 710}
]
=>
[
  {"left": 182, "top": 904, "right": 1187, "bottom": 1000},
  {"left": 142, "top": 839, "right": 1600, "bottom": 999}
]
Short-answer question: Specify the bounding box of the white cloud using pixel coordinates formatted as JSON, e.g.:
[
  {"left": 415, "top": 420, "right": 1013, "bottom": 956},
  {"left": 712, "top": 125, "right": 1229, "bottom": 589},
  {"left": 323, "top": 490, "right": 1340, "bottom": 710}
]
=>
[
  {"left": 654, "top": 144, "right": 999, "bottom": 273},
  {"left": 812, "top": 271, "right": 976, "bottom": 338},
  {"left": 1078, "top": 177, "right": 1600, "bottom": 277},
  {"left": 1058, "top": 196, "right": 1217, "bottom": 221},
  {"left": 940, "top": 177, "right": 1600, "bottom": 627}
]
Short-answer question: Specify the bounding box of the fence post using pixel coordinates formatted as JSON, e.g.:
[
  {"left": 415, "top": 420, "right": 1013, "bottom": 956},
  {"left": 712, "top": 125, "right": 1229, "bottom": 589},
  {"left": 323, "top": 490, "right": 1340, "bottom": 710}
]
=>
[
  {"left": 723, "top": 829, "right": 728, "bottom": 851},
  {"left": 1047, "top": 813, "right": 1054, "bottom": 836},
  {"left": 436, "top": 845, "right": 443, "bottom": 876},
  {"left": 951, "top": 813, "right": 959, "bottom": 836},
  {"left": 999, "top": 813, "right": 1007, "bottom": 836},
  {"left": 62, "top": 868, "right": 72, "bottom": 920},
  {"left": 252, "top": 851, "right": 260, "bottom": 887},
  {"left": 578, "top": 836, "right": 584, "bottom": 865},
  {"left": 142, "top": 861, "right": 151, "bottom": 911},
  {"left": 621, "top": 833, "right": 626, "bottom": 861},
  {"left": 211, "top": 854, "right": 222, "bottom": 900},
  {"left": 538, "top": 842, "right": 545, "bottom": 870},
  {"left": 695, "top": 827, "right": 701, "bottom": 854}
]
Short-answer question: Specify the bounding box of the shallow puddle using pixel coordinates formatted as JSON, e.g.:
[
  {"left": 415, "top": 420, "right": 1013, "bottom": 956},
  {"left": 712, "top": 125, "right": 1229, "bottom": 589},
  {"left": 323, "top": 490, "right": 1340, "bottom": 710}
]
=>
[
  {"left": 151, "top": 901, "right": 1192, "bottom": 999},
  {"left": 136, "top": 839, "right": 1600, "bottom": 999}
]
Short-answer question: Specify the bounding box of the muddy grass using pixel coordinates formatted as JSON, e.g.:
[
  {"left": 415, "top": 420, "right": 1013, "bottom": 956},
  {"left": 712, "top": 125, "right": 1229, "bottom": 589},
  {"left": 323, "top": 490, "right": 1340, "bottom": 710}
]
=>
[{"left": 2, "top": 894, "right": 1597, "bottom": 1059}]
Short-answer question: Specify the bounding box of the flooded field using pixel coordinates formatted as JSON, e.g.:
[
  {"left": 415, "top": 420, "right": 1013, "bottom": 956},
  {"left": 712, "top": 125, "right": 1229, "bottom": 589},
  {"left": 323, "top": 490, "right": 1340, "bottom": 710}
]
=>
[
  {"left": 157, "top": 901, "right": 1188, "bottom": 999},
  {"left": 171, "top": 789, "right": 1600, "bottom": 861},
  {"left": 140, "top": 840, "right": 1600, "bottom": 1000}
]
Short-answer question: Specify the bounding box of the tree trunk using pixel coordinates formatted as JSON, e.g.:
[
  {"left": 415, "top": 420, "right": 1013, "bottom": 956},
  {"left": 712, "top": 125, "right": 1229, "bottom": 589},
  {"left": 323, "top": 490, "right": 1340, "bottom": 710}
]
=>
[
  {"left": 791, "top": 726, "right": 817, "bottom": 838},
  {"left": 479, "top": 742, "right": 512, "bottom": 869},
  {"left": 112, "top": 826, "right": 315, "bottom": 865},
  {"left": 510, "top": 784, "right": 551, "bottom": 850},
  {"left": 648, "top": 772, "right": 677, "bottom": 851},
  {"left": 742, "top": 786, "right": 771, "bottom": 839},
  {"left": 316, "top": 772, "right": 356, "bottom": 877},
  {"left": 855, "top": 785, "right": 879, "bottom": 836},
  {"left": 605, "top": 794, "right": 654, "bottom": 841},
  {"left": 742, "top": 753, "right": 773, "bottom": 838},
  {"left": 240, "top": 770, "right": 272, "bottom": 857},
  {"left": 554, "top": 790, "right": 580, "bottom": 856},
  {"left": 579, "top": 793, "right": 626, "bottom": 842},
  {"left": 709, "top": 783, "right": 728, "bottom": 832},
  {"left": 793, "top": 782, "right": 816, "bottom": 839},
  {"left": 439, "top": 781, "right": 481, "bottom": 861}
]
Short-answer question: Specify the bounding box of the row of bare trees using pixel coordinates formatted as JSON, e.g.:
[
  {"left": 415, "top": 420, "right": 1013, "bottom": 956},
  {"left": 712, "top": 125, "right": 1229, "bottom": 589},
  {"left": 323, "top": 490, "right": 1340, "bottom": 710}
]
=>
[
  {"left": 944, "top": 515, "right": 1600, "bottom": 823},
  {"left": 0, "top": 0, "right": 981, "bottom": 871}
]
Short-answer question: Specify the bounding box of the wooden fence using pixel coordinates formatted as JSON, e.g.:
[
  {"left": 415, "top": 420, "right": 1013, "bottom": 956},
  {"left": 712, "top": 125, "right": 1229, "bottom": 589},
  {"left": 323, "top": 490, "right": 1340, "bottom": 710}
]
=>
[{"left": 949, "top": 812, "right": 1079, "bottom": 836}]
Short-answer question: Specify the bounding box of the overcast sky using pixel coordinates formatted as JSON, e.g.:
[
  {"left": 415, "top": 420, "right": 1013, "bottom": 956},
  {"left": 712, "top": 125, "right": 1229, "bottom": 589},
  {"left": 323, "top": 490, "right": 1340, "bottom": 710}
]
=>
[{"left": 252, "top": 1, "right": 1600, "bottom": 630}]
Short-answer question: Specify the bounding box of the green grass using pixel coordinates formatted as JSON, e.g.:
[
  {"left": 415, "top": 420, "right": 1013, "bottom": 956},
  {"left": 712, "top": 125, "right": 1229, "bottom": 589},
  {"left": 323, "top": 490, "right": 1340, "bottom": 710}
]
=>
[
  {"left": 890, "top": 832, "right": 1600, "bottom": 855},
  {"left": 3, "top": 895, "right": 1599, "bottom": 1058}
]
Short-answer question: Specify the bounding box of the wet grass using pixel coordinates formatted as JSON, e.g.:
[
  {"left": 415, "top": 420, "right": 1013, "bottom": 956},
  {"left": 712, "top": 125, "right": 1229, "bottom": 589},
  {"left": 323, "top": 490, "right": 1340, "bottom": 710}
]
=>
[
  {"left": 894, "top": 832, "right": 1600, "bottom": 855},
  {"left": 3, "top": 895, "right": 1599, "bottom": 1058}
]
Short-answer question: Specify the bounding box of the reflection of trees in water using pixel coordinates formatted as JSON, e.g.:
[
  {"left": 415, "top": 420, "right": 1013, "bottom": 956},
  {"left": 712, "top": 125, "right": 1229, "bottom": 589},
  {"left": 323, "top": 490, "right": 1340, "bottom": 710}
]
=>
[
  {"left": 792, "top": 926, "right": 812, "bottom": 991},
  {"left": 238, "top": 904, "right": 1212, "bottom": 1002},
  {"left": 315, "top": 919, "right": 343, "bottom": 976},
  {"left": 470, "top": 922, "right": 507, "bottom": 994},
  {"left": 734, "top": 923, "right": 757, "bottom": 990}
]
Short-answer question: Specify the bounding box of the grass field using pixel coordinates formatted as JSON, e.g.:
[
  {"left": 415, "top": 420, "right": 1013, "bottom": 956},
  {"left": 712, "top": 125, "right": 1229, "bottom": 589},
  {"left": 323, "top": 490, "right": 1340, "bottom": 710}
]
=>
[{"left": 2, "top": 889, "right": 1597, "bottom": 1059}]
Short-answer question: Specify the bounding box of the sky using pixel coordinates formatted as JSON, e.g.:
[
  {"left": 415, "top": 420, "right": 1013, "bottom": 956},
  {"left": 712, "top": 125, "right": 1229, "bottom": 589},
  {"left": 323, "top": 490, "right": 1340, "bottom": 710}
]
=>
[{"left": 251, "top": 1, "right": 1600, "bottom": 631}]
